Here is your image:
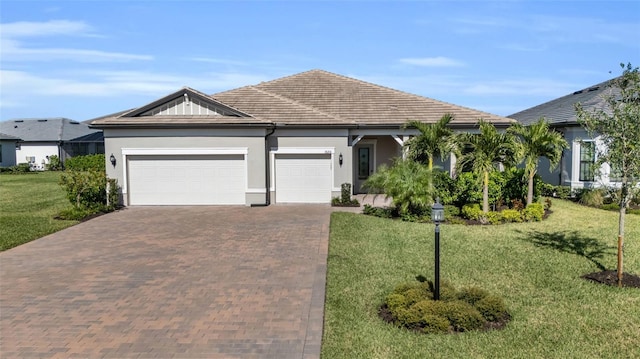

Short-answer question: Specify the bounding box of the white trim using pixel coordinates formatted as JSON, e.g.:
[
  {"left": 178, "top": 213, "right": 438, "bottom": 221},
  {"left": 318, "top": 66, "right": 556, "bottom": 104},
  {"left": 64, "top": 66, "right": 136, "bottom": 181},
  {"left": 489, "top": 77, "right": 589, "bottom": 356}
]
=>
[
  {"left": 122, "top": 147, "right": 248, "bottom": 155},
  {"left": 269, "top": 147, "right": 335, "bottom": 193},
  {"left": 121, "top": 147, "right": 249, "bottom": 197},
  {"left": 246, "top": 188, "right": 266, "bottom": 194},
  {"left": 270, "top": 147, "right": 334, "bottom": 155},
  {"left": 351, "top": 134, "right": 364, "bottom": 146},
  {"left": 391, "top": 135, "right": 404, "bottom": 146}
]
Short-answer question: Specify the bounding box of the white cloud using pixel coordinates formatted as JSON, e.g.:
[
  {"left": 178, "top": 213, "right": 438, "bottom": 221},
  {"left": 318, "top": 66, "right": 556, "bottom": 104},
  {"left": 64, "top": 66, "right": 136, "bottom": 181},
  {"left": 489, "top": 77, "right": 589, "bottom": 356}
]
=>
[
  {"left": 1, "top": 20, "right": 95, "bottom": 38},
  {"left": 463, "top": 79, "right": 577, "bottom": 97},
  {"left": 399, "top": 57, "right": 465, "bottom": 67},
  {"left": 0, "top": 20, "right": 150, "bottom": 63},
  {"left": 187, "top": 57, "right": 250, "bottom": 66}
]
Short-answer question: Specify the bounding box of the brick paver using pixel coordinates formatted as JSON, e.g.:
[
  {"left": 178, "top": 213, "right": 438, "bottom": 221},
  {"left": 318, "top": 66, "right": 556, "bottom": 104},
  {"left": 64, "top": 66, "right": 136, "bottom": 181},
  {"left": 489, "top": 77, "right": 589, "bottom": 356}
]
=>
[{"left": 0, "top": 205, "right": 332, "bottom": 358}]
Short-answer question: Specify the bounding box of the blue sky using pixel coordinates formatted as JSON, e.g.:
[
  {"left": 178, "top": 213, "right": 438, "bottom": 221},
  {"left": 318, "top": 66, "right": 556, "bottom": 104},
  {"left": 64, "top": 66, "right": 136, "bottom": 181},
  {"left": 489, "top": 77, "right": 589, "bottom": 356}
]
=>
[{"left": 1, "top": 0, "right": 639, "bottom": 121}]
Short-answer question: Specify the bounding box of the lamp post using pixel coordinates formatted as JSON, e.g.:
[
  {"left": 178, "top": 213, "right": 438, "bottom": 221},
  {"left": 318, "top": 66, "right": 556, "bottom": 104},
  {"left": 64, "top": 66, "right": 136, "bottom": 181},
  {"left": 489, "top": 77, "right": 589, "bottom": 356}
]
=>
[{"left": 431, "top": 198, "right": 444, "bottom": 300}]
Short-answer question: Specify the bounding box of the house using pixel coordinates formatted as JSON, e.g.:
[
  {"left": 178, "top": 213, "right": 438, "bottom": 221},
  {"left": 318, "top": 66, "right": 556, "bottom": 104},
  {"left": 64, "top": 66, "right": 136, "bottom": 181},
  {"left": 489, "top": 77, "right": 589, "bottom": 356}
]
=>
[
  {"left": 91, "top": 69, "right": 514, "bottom": 206},
  {"left": 509, "top": 77, "right": 619, "bottom": 191},
  {"left": 0, "top": 132, "right": 20, "bottom": 168},
  {"left": 0, "top": 118, "right": 104, "bottom": 170}
]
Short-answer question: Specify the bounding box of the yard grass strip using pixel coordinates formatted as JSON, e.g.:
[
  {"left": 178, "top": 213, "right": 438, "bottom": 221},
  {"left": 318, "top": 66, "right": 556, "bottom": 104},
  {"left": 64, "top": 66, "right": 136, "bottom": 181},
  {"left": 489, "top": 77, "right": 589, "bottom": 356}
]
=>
[
  {"left": 322, "top": 199, "right": 640, "bottom": 359},
  {"left": 0, "top": 172, "right": 78, "bottom": 251}
]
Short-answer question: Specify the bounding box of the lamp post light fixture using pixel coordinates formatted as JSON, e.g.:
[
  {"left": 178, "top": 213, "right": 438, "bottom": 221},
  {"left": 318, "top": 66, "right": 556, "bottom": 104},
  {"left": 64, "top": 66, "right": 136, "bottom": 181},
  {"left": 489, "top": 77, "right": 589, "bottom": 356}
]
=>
[{"left": 431, "top": 198, "right": 445, "bottom": 300}]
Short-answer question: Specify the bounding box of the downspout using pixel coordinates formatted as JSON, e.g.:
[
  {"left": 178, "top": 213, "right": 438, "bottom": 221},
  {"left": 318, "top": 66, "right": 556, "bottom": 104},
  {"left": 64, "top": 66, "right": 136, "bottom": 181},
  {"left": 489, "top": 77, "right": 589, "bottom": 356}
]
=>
[{"left": 251, "top": 125, "right": 276, "bottom": 207}]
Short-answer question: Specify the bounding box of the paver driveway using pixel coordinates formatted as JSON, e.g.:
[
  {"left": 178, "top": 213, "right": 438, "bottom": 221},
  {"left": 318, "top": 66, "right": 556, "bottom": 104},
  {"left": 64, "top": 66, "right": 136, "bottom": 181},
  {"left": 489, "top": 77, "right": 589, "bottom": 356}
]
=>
[{"left": 0, "top": 205, "right": 332, "bottom": 358}]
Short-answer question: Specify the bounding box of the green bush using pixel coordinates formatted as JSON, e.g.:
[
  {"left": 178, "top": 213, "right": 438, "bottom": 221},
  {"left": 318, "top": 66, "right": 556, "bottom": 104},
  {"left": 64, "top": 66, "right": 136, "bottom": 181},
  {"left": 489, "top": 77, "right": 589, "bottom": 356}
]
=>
[
  {"left": 501, "top": 209, "right": 523, "bottom": 223},
  {"left": 332, "top": 182, "right": 360, "bottom": 207},
  {"left": 486, "top": 211, "right": 503, "bottom": 224},
  {"left": 432, "top": 169, "right": 456, "bottom": 205},
  {"left": 57, "top": 206, "right": 104, "bottom": 221},
  {"left": 475, "top": 295, "right": 509, "bottom": 322},
  {"left": 64, "top": 154, "right": 105, "bottom": 171},
  {"left": 59, "top": 170, "right": 107, "bottom": 210},
  {"left": 577, "top": 188, "right": 605, "bottom": 207},
  {"left": 1, "top": 163, "right": 32, "bottom": 173},
  {"left": 457, "top": 286, "right": 490, "bottom": 305},
  {"left": 384, "top": 278, "right": 509, "bottom": 334},
  {"left": 362, "top": 204, "right": 395, "bottom": 218},
  {"left": 601, "top": 203, "right": 619, "bottom": 211},
  {"left": 444, "top": 205, "right": 460, "bottom": 219},
  {"left": 440, "top": 300, "right": 486, "bottom": 332},
  {"left": 523, "top": 203, "right": 544, "bottom": 222},
  {"left": 46, "top": 155, "right": 62, "bottom": 171},
  {"left": 363, "top": 159, "right": 433, "bottom": 216},
  {"left": 461, "top": 203, "right": 483, "bottom": 220},
  {"left": 453, "top": 172, "right": 482, "bottom": 208}
]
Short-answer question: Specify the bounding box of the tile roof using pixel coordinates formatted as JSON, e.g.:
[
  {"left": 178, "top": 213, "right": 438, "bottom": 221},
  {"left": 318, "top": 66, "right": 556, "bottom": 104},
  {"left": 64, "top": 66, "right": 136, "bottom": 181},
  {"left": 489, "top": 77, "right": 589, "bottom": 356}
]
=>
[
  {"left": 0, "top": 118, "right": 101, "bottom": 142},
  {"left": 92, "top": 69, "right": 514, "bottom": 128},
  {"left": 509, "top": 78, "right": 618, "bottom": 126},
  {"left": 215, "top": 69, "right": 514, "bottom": 126}
]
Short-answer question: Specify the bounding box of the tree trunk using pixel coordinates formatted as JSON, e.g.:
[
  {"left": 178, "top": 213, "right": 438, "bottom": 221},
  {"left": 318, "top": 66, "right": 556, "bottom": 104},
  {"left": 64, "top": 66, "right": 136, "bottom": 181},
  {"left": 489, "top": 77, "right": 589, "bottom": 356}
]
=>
[
  {"left": 483, "top": 171, "right": 489, "bottom": 213},
  {"left": 527, "top": 172, "right": 535, "bottom": 206},
  {"left": 617, "top": 182, "right": 628, "bottom": 287}
]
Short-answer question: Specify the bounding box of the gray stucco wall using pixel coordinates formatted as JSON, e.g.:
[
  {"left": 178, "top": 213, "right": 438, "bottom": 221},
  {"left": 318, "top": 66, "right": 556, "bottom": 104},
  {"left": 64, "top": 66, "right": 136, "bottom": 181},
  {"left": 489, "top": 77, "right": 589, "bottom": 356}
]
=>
[
  {"left": 0, "top": 140, "right": 18, "bottom": 167},
  {"left": 103, "top": 128, "right": 267, "bottom": 205}
]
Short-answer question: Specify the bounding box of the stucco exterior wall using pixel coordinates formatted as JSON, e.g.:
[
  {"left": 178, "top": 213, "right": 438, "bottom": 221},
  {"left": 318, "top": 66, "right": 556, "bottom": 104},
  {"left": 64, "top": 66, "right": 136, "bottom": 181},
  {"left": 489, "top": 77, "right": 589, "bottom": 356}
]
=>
[
  {"left": 16, "top": 143, "right": 59, "bottom": 170},
  {"left": 103, "top": 128, "right": 267, "bottom": 205}
]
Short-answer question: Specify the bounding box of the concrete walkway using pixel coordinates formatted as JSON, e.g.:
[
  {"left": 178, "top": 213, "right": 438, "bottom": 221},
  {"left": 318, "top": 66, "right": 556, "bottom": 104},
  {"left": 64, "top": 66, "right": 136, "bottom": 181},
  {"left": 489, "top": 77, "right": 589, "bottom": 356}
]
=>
[{"left": 0, "top": 205, "right": 331, "bottom": 359}]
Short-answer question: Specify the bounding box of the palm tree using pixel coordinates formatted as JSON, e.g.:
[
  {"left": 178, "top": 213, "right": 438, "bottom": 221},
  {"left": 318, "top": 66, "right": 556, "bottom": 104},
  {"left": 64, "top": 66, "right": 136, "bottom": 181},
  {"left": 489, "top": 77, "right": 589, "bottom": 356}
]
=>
[
  {"left": 509, "top": 118, "right": 568, "bottom": 206},
  {"left": 458, "top": 120, "right": 519, "bottom": 213},
  {"left": 404, "top": 113, "right": 459, "bottom": 171}
]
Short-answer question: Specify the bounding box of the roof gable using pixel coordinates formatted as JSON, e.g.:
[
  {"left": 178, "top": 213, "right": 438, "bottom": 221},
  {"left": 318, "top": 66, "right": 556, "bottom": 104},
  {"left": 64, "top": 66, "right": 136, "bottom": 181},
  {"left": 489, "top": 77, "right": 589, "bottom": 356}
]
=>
[
  {"left": 122, "top": 87, "right": 251, "bottom": 118},
  {"left": 509, "top": 78, "right": 617, "bottom": 126}
]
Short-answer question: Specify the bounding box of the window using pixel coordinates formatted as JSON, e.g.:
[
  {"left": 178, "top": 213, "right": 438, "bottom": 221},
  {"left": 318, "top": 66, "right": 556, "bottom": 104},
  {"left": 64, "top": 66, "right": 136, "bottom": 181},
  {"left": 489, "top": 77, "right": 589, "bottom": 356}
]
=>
[{"left": 579, "top": 142, "right": 595, "bottom": 181}]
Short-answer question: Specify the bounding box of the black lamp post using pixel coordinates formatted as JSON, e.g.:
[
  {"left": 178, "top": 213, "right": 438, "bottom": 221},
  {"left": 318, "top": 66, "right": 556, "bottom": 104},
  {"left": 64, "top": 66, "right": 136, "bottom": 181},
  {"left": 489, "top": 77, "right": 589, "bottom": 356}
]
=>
[{"left": 431, "top": 198, "right": 444, "bottom": 300}]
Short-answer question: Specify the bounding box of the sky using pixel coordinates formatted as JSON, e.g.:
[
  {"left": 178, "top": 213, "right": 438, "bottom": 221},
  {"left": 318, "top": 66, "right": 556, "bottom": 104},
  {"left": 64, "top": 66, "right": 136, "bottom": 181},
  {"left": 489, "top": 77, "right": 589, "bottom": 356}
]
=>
[{"left": 1, "top": 0, "right": 639, "bottom": 122}]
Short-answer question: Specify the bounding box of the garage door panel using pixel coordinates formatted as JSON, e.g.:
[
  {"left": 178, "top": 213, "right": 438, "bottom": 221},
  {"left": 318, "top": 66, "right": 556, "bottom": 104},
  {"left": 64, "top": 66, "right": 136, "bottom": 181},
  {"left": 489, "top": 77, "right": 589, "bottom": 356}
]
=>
[
  {"left": 128, "top": 154, "right": 245, "bottom": 205},
  {"left": 275, "top": 154, "right": 332, "bottom": 203}
]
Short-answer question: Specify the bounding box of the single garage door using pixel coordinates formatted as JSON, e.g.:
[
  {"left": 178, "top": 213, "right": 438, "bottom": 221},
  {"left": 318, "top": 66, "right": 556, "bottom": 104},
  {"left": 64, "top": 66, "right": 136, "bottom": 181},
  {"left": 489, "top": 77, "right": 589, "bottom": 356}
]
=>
[
  {"left": 128, "top": 154, "right": 246, "bottom": 205},
  {"left": 275, "top": 153, "right": 332, "bottom": 203}
]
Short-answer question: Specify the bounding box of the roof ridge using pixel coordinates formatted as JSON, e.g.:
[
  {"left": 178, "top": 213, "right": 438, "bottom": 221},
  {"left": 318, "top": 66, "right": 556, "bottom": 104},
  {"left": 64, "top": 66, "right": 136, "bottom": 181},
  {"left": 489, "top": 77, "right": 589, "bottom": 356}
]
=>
[
  {"left": 308, "top": 69, "right": 510, "bottom": 121},
  {"left": 248, "top": 85, "right": 348, "bottom": 123},
  {"left": 509, "top": 77, "right": 616, "bottom": 118}
]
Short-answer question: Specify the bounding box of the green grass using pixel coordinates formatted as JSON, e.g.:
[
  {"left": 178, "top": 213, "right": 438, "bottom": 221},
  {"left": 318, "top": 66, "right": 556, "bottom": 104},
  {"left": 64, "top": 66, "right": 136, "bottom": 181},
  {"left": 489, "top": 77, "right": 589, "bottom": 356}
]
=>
[
  {"left": 323, "top": 199, "right": 640, "bottom": 359},
  {"left": 0, "top": 172, "right": 78, "bottom": 251}
]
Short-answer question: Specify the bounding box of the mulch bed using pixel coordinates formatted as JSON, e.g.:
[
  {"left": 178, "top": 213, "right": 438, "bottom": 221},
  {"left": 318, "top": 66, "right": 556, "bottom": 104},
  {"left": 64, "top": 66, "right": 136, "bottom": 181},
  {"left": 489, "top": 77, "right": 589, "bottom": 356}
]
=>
[{"left": 582, "top": 270, "right": 640, "bottom": 288}]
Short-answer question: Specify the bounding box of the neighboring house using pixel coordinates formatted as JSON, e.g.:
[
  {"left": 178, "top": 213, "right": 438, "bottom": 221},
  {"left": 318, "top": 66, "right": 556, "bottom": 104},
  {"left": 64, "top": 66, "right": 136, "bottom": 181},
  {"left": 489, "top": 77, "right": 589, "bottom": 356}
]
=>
[
  {"left": 509, "top": 77, "right": 619, "bottom": 191},
  {"left": 91, "top": 69, "right": 514, "bottom": 206},
  {"left": 0, "top": 132, "right": 20, "bottom": 168},
  {"left": 0, "top": 118, "right": 104, "bottom": 170}
]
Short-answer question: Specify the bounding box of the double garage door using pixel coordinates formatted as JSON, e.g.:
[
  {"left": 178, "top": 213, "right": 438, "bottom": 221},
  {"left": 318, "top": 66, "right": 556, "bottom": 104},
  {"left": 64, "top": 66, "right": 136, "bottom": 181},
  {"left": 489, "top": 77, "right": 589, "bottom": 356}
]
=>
[
  {"left": 126, "top": 152, "right": 333, "bottom": 205},
  {"left": 128, "top": 154, "right": 246, "bottom": 205}
]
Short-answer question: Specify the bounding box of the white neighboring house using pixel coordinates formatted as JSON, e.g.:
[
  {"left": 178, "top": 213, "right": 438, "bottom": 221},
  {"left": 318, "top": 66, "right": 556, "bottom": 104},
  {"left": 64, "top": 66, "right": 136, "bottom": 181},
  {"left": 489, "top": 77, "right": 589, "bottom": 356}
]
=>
[
  {"left": 0, "top": 118, "right": 104, "bottom": 170},
  {"left": 509, "top": 77, "right": 622, "bottom": 191},
  {"left": 0, "top": 132, "right": 20, "bottom": 168}
]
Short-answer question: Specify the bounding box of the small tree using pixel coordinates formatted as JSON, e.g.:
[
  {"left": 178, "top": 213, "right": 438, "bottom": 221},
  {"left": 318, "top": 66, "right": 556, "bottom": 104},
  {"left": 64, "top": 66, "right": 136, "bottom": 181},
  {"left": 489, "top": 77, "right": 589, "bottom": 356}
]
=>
[
  {"left": 509, "top": 118, "right": 568, "bottom": 206},
  {"left": 404, "top": 114, "right": 460, "bottom": 171},
  {"left": 458, "top": 120, "right": 519, "bottom": 213},
  {"left": 575, "top": 63, "right": 640, "bottom": 287},
  {"left": 363, "top": 158, "right": 433, "bottom": 216}
]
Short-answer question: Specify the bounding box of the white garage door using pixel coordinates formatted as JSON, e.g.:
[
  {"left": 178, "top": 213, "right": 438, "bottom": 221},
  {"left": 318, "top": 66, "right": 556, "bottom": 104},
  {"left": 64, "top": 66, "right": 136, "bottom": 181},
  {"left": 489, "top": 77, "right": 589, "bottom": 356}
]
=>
[
  {"left": 275, "top": 154, "right": 332, "bottom": 203},
  {"left": 128, "top": 154, "right": 246, "bottom": 205}
]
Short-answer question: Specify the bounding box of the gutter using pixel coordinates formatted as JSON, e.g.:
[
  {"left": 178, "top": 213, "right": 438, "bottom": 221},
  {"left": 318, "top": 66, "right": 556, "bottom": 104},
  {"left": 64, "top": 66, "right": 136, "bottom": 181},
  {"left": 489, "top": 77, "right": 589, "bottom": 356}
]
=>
[{"left": 251, "top": 125, "right": 276, "bottom": 207}]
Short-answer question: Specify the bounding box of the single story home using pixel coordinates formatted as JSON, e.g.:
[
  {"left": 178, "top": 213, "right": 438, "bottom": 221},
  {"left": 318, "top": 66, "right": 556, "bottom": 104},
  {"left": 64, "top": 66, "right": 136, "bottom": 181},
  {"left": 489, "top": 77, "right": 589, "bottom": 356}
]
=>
[
  {"left": 509, "top": 77, "right": 620, "bottom": 191},
  {"left": 0, "top": 132, "right": 20, "bottom": 168},
  {"left": 91, "top": 69, "right": 514, "bottom": 206},
  {"left": 0, "top": 118, "right": 104, "bottom": 170}
]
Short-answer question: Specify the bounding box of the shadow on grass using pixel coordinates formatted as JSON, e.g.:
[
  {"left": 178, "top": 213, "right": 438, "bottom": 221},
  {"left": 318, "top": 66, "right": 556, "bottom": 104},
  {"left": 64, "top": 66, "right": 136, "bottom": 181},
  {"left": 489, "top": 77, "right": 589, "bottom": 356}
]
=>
[{"left": 516, "top": 230, "right": 615, "bottom": 271}]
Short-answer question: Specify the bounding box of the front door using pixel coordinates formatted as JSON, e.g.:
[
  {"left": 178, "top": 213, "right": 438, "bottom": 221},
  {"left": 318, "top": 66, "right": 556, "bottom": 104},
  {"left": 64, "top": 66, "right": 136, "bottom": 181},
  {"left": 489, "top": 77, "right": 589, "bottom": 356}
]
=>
[{"left": 354, "top": 143, "right": 375, "bottom": 193}]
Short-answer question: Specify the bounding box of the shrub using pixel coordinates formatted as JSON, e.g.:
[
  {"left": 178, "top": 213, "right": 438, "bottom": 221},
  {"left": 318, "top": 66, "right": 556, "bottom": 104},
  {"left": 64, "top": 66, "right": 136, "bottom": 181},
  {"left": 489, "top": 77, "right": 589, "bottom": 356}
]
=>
[
  {"left": 432, "top": 169, "right": 455, "bottom": 205},
  {"left": 486, "top": 211, "right": 503, "bottom": 224},
  {"left": 475, "top": 295, "right": 509, "bottom": 322},
  {"left": 457, "top": 286, "right": 490, "bottom": 305},
  {"left": 59, "top": 170, "right": 107, "bottom": 209},
  {"left": 501, "top": 168, "right": 543, "bottom": 204},
  {"left": 453, "top": 172, "right": 482, "bottom": 208},
  {"left": 501, "top": 209, "right": 523, "bottom": 223},
  {"left": 362, "top": 204, "right": 394, "bottom": 218},
  {"left": 523, "top": 203, "right": 544, "bottom": 221},
  {"left": 64, "top": 154, "right": 105, "bottom": 171},
  {"left": 46, "top": 155, "right": 62, "bottom": 171},
  {"left": 363, "top": 159, "right": 433, "bottom": 216},
  {"left": 544, "top": 198, "right": 553, "bottom": 210},
  {"left": 577, "top": 188, "right": 605, "bottom": 207},
  {"left": 440, "top": 300, "right": 486, "bottom": 332},
  {"left": 1, "top": 163, "right": 32, "bottom": 174},
  {"left": 332, "top": 182, "right": 360, "bottom": 207},
  {"left": 383, "top": 278, "right": 510, "bottom": 334},
  {"left": 444, "top": 205, "right": 460, "bottom": 219},
  {"left": 461, "top": 203, "right": 483, "bottom": 220}
]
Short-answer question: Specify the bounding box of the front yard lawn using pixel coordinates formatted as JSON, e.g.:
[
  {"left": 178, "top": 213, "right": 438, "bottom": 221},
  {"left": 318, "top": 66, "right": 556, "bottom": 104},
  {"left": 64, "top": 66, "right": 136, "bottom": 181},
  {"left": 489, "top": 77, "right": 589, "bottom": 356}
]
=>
[
  {"left": 323, "top": 199, "right": 640, "bottom": 358},
  {"left": 0, "top": 172, "right": 78, "bottom": 251}
]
